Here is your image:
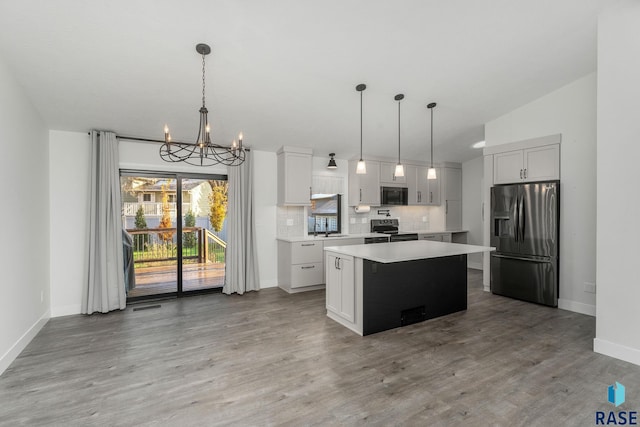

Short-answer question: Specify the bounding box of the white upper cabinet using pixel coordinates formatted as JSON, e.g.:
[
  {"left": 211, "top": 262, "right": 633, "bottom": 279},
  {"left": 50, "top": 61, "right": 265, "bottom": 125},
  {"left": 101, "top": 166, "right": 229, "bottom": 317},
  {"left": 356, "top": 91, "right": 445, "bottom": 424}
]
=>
[
  {"left": 379, "top": 162, "right": 406, "bottom": 185},
  {"left": 277, "top": 146, "right": 313, "bottom": 206},
  {"left": 523, "top": 145, "right": 560, "bottom": 182},
  {"left": 348, "top": 160, "right": 380, "bottom": 206},
  {"left": 443, "top": 167, "right": 462, "bottom": 230},
  {"left": 406, "top": 165, "right": 440, "bottom": 205},
  {"left": 493, "top": 144, "right": 560, "bottom": 184}
]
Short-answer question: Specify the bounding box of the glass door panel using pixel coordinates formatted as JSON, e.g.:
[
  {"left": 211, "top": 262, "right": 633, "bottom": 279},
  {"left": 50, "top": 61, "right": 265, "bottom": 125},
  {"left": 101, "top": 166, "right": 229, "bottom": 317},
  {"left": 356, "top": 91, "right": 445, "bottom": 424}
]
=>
[
  {"left": 121, "top": 174, "right": 178, "bottom": 299},
  {"left": 180, "top": 178, "right": 227, "bottom": 293}
]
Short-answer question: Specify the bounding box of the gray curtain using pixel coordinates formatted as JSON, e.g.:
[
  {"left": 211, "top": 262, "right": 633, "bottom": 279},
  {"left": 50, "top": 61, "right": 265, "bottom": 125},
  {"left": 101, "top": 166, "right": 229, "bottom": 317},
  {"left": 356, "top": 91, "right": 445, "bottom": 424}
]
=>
[
  {"left": 224, "top": 152, "right": 260, "bottom": 295},
  {"left": 82, "top": 131, "right": 127, "bottom": 314}
]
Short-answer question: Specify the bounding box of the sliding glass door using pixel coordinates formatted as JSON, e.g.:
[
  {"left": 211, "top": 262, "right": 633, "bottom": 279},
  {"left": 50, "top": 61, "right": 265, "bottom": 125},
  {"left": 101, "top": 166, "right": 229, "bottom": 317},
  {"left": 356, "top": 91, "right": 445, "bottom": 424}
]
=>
[{"left": 120, "top": 171, "right": 228, "bottom": 301}]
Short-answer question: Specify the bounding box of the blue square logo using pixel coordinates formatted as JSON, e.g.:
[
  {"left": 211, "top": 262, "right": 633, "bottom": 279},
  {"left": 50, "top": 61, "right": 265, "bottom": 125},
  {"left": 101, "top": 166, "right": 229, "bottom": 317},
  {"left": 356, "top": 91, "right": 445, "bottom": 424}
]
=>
[{"left": 608, "top": 382, "right": 626, "bottom": 407}]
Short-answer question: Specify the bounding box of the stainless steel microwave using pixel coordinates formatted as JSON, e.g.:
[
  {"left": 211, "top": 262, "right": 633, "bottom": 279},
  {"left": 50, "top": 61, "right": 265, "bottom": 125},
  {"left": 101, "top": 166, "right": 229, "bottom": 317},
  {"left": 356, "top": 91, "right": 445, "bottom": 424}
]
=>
[{"left": 380, "top": 186, "right": 408, "bottom": 205}]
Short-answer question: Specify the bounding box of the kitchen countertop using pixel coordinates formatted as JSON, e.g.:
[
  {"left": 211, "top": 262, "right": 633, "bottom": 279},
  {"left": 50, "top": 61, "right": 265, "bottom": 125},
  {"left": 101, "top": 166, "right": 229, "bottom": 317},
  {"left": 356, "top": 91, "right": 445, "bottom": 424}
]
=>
[
  {"left": 276, "top": 233, "right": 388, "bottom": 243},
  {"left": 323, "top": 240, "right": 494, "bottom": 264},
  {"left": 276, "top": 230, "right": 468, "bottom": 243},
  {"left": 408, "top": 229, "right": 468, "bottom": 234}
]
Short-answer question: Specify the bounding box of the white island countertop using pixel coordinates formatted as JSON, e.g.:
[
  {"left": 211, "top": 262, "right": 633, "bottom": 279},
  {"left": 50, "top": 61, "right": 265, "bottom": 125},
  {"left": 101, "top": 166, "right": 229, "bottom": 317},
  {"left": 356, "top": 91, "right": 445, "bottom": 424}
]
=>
[{"left": 324, "top": 240, "right": 495, "bottom": 264}]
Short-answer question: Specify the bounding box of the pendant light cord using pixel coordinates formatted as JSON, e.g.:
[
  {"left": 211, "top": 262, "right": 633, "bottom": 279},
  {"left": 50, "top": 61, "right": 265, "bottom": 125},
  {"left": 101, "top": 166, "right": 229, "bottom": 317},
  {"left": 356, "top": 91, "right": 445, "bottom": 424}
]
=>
[
  {"left": 360, "top": 89, "right": 363, "bottom": 159},
  {"left": 430, "top": 107, "right": 434, "bottom": 168},
  {"left": 397, "top": 100, "right": 401, "bottom": 162}
]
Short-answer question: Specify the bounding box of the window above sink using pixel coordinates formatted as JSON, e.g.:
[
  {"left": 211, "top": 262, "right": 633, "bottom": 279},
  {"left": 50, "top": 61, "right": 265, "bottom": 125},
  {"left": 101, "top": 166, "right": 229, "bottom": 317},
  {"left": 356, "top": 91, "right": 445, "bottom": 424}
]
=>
[{"left": 308, "top": 193, "right": 342, "bottom": 235}]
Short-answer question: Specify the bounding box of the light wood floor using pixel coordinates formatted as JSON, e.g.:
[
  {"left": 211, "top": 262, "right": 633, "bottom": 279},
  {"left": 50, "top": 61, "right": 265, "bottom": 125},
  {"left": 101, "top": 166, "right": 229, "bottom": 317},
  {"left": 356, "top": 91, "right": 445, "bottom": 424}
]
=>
[
  {"left": 127, "top": 262, "right": 225, "bottom": 297},
  {"left": 1, "top": 270, "right": 639, "bottom": 426}
]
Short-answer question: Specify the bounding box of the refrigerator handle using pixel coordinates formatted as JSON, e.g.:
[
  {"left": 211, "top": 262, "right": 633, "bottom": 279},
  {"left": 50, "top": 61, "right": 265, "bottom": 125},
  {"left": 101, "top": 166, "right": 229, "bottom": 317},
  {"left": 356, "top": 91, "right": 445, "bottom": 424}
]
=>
[
  {"left": 514, "top": 197, "right": 519, "bottom": 242},
  {"left": 519, "top": 195, "right": 525, "bottom": 242}
]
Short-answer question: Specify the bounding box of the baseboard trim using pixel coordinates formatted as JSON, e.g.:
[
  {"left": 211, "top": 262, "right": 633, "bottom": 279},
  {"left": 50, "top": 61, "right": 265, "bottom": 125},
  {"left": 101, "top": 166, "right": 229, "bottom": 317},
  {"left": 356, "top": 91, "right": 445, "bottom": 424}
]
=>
[
  {"left": 51, "top": 304, "right": 81, "bottom": 318},
  {"left": 260, "top": 279, "right": 278, "bottom": 289},
  {"left": 0, "top": 309, "right": 50, "bottom": 376},
  {"left": 558, "top": 298, "right": 596, "bottom": 317},
  {"left": 594, "top": 338, "right": 640, "bottom": 367}
]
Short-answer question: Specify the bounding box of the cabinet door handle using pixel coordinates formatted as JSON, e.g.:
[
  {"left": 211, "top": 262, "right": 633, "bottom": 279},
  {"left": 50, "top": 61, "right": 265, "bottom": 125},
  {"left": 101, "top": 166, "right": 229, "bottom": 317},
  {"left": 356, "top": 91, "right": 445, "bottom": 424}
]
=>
[
  {"left": 524, "top": 168, "right": 527, "bottom": 179},
  {"left": 430, "top": 191, "right": 433, "bottom": 203},
  {"left": 359, "top": 188, "right": 362, "bottom": 202},
  {"left": 446, "top": 200, "right": 448, "bottom": 214},
  {"left": 301, "top": 243, "right": 316, "bottom": 247},
  {"left": 301, "top": 265, "right": 315, "bottom": 269},
  {"left": 417, "top": 191, "right": 421, "bottom": 203},
  {"left": 520, "top": 169, "right": 523, "bottom": 179}
]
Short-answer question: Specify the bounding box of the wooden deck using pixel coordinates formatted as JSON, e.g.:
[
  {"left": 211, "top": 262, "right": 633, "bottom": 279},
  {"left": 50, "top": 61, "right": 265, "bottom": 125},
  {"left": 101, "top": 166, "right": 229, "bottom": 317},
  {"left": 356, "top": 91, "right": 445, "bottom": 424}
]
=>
[{"left": 127, "top": 262, "right": 225, "bottom": 298}]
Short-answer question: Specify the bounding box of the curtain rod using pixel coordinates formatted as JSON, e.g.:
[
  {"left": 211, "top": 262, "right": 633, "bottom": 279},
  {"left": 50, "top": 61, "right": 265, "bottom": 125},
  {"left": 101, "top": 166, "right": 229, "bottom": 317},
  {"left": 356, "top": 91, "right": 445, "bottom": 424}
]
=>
[{"left": 88, "top": 132, "right": 251, "bottom": 151}]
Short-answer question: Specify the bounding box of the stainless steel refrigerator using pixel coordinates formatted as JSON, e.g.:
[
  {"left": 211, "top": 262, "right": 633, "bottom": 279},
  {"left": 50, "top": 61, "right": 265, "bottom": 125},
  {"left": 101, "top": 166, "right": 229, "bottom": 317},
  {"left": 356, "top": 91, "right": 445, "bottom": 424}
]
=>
[{"left": 490, "top": 181, "right": 559, "bottom": 307}]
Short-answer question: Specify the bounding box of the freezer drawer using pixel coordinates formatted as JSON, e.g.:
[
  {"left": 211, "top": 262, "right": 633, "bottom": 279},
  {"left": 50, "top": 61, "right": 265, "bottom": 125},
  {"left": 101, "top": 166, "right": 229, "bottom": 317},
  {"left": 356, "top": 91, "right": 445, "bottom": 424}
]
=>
[{"left": 490, "top": 253, "right": 557, "bottom": 307}]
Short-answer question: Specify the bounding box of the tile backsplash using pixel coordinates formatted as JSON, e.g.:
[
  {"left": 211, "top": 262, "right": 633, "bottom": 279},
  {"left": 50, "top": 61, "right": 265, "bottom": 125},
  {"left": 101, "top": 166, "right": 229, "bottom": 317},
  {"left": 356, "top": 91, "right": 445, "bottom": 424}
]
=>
[
  {"left": 348, "top": 205, "right": 431, "bottom": 234},
  {"left": 277, "top": 206, "right": 305, "bottom": 237},
  {"left": 277, "top": 205, "right": 433, "bottom": 237}
]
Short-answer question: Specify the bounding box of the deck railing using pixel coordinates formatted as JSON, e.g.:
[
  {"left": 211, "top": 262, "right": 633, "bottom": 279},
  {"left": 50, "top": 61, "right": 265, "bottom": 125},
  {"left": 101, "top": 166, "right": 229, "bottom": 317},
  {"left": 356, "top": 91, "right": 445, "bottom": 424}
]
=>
[
  {"left": 123, "top": 202, "right": 191, "bottom": 216},
  {"left": 125, "top": 227, "right": 226, "bottom": 264}
]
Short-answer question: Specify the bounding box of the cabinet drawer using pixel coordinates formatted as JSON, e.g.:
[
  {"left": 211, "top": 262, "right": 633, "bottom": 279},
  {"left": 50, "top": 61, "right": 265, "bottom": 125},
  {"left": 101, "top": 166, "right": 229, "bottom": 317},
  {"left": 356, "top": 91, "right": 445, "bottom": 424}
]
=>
[
  {"left": 420, "top": 234, "right": 443, "bottom": 241},
  {"left": 291, "top": 242, "right": 323, "bottom": 264},
  {"left": 291, "top": 262, "right": 324, "bottom": 288}
]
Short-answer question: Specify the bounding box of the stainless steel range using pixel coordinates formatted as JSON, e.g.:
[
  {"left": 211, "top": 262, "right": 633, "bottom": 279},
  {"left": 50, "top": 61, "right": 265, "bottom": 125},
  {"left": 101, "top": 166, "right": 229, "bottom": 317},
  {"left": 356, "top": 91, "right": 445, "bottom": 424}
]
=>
[{"left": 370, "top": 219, "right": 418, "bottom": 242}]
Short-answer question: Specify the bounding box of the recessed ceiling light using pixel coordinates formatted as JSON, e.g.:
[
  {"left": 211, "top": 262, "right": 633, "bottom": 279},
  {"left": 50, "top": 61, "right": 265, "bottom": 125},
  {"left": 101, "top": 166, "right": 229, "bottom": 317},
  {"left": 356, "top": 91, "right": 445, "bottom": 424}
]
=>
[{"left": 472, "top": 140, "right": 486, "bottom": 149}]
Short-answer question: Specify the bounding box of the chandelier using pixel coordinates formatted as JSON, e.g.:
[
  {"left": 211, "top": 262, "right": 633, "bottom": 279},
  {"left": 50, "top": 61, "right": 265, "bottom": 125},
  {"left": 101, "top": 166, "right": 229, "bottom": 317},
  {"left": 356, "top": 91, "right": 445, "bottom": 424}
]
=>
[{"left": 160, "top": 43, "right": 246, "bottom": 166}]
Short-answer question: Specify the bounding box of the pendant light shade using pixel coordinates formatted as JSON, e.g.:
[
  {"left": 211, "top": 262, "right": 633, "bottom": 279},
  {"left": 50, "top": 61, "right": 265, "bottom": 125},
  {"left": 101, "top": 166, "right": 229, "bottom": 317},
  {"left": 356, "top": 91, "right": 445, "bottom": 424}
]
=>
[
  {"left": 427, "top": 102, "right": 437, "bottom": 180},
  {"left": 394, "top": 94, "right": 405, "bottom": 178},
  {"left": 356, "top": 84, "right": 367, "bottom": 175},
  {"left": 327, "top": 153, "right": 338, "bottom": 169}
]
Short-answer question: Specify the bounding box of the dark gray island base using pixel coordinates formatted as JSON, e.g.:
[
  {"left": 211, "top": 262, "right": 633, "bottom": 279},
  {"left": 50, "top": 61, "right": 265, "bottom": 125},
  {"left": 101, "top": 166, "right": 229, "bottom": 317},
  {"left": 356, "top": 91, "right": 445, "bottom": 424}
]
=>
[
  {"left": 324, "top": 240, "right": 494, "bottom": 336},
  {"left": 363, "top": 255, "right": 467, "bottom": 335}
]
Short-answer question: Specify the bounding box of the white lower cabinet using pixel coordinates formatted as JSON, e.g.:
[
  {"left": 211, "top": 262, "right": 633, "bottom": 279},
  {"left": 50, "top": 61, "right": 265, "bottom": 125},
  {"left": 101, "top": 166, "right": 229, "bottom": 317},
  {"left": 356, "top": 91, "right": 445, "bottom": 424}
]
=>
[
  {"left": 278, "top": 240, "right": 324, "bottom": 293},
  {"left": 418, "top": 232, "right": 452, "bottom": 242},
  {"left": 326, "top": 253, "right": 355, "bottom": 323},
  {"left": 278, "top": 238, "right": 364, "bottom": 293}
]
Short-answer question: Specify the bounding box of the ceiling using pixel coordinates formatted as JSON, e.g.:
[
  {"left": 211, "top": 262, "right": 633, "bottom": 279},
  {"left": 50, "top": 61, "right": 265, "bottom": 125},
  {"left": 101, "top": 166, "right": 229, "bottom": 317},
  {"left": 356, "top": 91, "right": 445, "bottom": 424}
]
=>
[{"left": 0, "top": 0, "right": 606, "bottom": 163}]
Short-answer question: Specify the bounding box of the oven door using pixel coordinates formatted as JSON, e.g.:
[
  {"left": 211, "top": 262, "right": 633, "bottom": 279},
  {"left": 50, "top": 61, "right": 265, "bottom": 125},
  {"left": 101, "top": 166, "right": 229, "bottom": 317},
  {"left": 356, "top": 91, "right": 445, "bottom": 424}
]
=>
[{"left": 381, "top": 187, "right": 408, "bottom": 205}]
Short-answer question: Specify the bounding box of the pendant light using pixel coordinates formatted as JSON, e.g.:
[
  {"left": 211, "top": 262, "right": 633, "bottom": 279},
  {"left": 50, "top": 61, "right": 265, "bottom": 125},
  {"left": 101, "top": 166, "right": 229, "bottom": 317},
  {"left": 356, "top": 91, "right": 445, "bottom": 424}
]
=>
[
  {"left": 327, "top": 153, "right": 338, "bottom": 169},
  {"left": 427, "top": 102, "right": 437, "bottom": 180},
  {"left": 394, "top": 94, "right": 405, "bottom": 178},
  {"left": 356, "top": 84, "right": 367, "bottom": 174}
]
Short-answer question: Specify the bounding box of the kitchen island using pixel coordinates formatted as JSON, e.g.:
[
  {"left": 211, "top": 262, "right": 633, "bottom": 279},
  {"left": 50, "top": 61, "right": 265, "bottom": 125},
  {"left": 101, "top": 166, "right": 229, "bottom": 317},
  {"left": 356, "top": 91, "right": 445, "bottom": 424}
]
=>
[{"left": 324, "top": 240, "right": 494, "bottom": 335}]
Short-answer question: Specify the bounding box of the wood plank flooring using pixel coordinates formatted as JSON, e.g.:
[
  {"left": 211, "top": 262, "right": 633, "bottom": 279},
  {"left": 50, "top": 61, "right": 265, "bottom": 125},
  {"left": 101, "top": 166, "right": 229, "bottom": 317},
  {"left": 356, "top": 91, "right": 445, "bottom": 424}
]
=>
[
  {"left": 127, "top": 262, "right": 225, "bottom": 297},
  {"left": 1, "top": 270, "right": 639, "bottom": 426}
]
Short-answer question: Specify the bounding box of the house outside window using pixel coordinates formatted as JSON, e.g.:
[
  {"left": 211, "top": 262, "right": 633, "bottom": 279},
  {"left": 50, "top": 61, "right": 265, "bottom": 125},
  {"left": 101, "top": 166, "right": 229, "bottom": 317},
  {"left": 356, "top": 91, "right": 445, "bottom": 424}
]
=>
[
  {"left": 308, "top": 194, "right": 341, "bottom": 234},
  {"left": 141, "top": 193, "right": 153, "bottom": 202}
]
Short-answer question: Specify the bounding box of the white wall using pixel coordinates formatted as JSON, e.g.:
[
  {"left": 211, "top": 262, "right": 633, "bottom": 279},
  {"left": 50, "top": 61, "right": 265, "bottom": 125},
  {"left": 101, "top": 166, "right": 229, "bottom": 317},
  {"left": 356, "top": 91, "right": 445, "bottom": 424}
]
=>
[
  {"left": 484, "top": 72, "right": 597, "bottom": 316},
  {"left": 49, "top": 131, "right": 91, "bottom": 316},
  {"left": 0, "top": 57, "right": 50, "bottom": 375},
  {"left": 462, "top": 156, "right": 484, "bottom": 269},
  {"left": 253, "top": 150, "right": 278, "bottom": 288},
  {"left": 594, "top": 2, "right": 640, "bottom": 366}
]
